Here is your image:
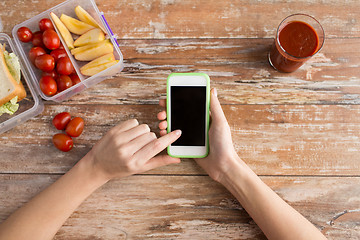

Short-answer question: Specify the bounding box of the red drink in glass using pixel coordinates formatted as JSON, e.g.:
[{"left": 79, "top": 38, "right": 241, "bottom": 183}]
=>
[{"left": 269, "top": 14, "right": 325, "bottom": 73}]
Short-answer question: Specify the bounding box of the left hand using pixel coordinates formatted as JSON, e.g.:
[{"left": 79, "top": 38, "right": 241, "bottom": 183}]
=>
[{"left": 88, "top": 119, "right": 182, "bottom": 180}]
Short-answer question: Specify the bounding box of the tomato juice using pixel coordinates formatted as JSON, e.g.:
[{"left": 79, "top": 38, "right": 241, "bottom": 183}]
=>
[{"left": 269, "top": 14, "right": 324, "bottom": 73}]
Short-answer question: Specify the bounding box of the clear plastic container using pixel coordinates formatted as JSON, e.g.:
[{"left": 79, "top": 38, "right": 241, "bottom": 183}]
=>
[
  {"left": 0, "top": 0, "right": 123, "bottom": 134},
  {"left": 0, "top": 33, "right": 44, "bottom": 134}
]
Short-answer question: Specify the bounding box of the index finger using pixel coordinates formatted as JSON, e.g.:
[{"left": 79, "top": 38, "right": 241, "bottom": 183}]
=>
[{"left": 134, "top": 130, "right": 182, "bottom": 162}]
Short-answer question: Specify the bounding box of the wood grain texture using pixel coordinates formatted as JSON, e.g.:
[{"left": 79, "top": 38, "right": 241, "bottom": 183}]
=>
[
  {"left": 1, "top": 104, "right": 359, "bottom": 176},
  {"left": 0, "top": 174, "right": 358, "bottom": 239},
  {"left": 1, "top": 0, "right": 360, "bottom": 239},
  {"left": 30, "top": 38, "right": 359, "bottom": 105},
  {"left": 1, "top": 0, "right": 360, "bottom": 38}
]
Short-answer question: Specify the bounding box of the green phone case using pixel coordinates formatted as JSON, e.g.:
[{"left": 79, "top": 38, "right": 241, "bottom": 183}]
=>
[{"left": 166, "top": 73, "right": 210, "bottom": 158}]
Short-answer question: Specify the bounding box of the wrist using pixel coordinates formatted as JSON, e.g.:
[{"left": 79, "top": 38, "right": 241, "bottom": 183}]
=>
[
  {"left": 218, "top": 154, "right": 257, "bottom": 190},
  {"left": 77, "top": 152, "right": 111, "bottom": 188}
]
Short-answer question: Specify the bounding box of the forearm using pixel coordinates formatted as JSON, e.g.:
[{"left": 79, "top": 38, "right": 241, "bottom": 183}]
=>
[
  {"left": 0, "top": 152, "right": 108, "bottom": 240},
  {"left": 220, "top": 157, "right": 327, "bottom": 240}
]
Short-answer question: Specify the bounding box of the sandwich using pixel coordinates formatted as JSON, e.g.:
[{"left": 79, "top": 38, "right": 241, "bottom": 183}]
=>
[{"left": 0, "top": 44, "right": 26, "bottom": 116}]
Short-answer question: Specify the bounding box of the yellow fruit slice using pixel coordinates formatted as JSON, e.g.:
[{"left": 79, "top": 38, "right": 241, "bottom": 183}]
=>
[
  {"left": 73, "top": 40, "right": 114, "bottom": 61},
  {"left": 50, "top": 12, "right": 74, "bottom": 50},
  {"left": 74, "top": 28, "right": 105, "bottom": 47},
  {"left": 60, "top": 14, "right": 95, "bottom": 35},
  {"left": 75, "top": 5, "right": 107, "bottom": 34}
]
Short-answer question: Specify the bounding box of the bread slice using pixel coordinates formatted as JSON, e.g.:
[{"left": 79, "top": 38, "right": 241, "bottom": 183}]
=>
[{"left": 0, "top": 46, "right": 26, "bottom": 106}]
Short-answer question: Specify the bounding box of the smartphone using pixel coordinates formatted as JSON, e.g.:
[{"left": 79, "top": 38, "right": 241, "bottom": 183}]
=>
[{"left": 167, "top": 73, "right": 210, "bottom": 158}]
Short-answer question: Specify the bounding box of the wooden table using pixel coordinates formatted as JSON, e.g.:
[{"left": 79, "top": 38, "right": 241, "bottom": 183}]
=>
[{"left": 1, "top": 0, "right": 360, "bottom": 239}]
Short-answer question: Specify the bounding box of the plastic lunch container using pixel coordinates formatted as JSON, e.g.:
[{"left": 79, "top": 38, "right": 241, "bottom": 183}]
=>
[{"left": 0, "top": 0, "right": 124, "bottom": 134}]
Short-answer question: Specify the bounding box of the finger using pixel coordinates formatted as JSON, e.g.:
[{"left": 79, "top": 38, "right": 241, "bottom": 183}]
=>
[
  {"left": 127, "top": 132, "right": 157, "bottom": 154},
  {"left": 121, "top": 124, "right": 151, "bottom": 143},
  {"left": 157, "top": 111, "right": 167, "bottom": 121},
  {"left": 160, "top": 130, "right": 167, "bottom": 136},
  {"left": 159, "top": 99, "right": 166, "bottom": 108},
  {"left": 134, "top": 130, "right": 182, "bottom": 163},
  {"left": 142, "top": 155, "right": 181, "bottom": 172},
  {"left": 158, "top": 120, "right": 167, "bottom": 130},
  {"left": 209, "top": 88, "right": 227, "bottom": 123},
  {"left": 109, "top": 119, "right": 139, "bottom": 135}
]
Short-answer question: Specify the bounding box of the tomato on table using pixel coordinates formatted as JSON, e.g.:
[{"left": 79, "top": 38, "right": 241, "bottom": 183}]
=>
[
  {"left": 66, "top": 117, "right": 85, "bottom": 137},
  {"left": 53, "top": 133, "right": 73, "bottom": 152},
  {"left": 39, "top": 76, "right": 57, "bottom": 96},
  {"left": 52, "top": 112, "right": 71, "bottom": 130},
  {"left": 17, "top": 27, "right": 33, "bottom": 43}
]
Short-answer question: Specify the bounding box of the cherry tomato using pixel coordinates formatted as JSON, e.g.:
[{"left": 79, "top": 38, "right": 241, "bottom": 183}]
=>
[
  {"left": 57, "top": 75, "right": 73, "bottom": 92},
  {"left": 39, "top": 76, "right": 57, "bottom": 96},
  {"left": 52, "top": 112, "right": 71, "bottom": 130},
  {"left": 39, "top": 18, "right": 54, "bottom": 32},
  {"left": 66, "top": 117, "right": 84, "bottom": 137},
  {"left": 29, "top": 47, "right": 46, "bottom": 64},
  {"left": 69, "top": 73, "right": 81, "bottom": 85},
  {"left": 57, "top": 56, "right": 74, "bottom": 75},
  {"left": 43, "top": 29, "right": 60, "bottom": 50},
  {"left": 53, "top": 133, "right": 73, "bottom": 152},
  {"left": 17, "top": 27, "right": 33, "bottom": 43},
  {"left": 58, "top": 44, "right": 65, "bottom": 50},
  {"left": 42, "top": 69, "right": 58, "bottom": 79},
  {"left": 32, "top": 31, "right": 45, "bottom": 48},
  {"left": 35, "top": 54, "right": 55, "bottom": 72},
  {"left": 50, "top": 49, "right": 67, "bottom": 62}
]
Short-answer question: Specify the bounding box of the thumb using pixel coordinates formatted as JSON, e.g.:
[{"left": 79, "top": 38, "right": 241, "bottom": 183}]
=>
[{"left": 210, "top": 88, "right": 227, "bottom": 123}]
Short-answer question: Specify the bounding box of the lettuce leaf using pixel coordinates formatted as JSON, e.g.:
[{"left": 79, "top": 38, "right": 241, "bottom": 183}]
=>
[
  {"left": 0, "top": 45, "right": 22, "bottom": 116},
  {"left": 3, "top": 50, "right": 21, "bottom": 83},
  {"left": 0, "top": 97, "right": 19, "bottom": 116}
]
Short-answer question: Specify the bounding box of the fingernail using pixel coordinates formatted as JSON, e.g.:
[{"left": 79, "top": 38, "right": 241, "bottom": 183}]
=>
[
  {"left": 213, "top": 88, "right": 218, "bottom": 97},
  {"left": 175, "top": 130, "right": 182, "bottom": 136}
]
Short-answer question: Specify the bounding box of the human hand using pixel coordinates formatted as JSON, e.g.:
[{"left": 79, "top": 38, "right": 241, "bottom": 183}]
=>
[
  {"left": 157, "top": 88, "right": 241, "bottom": 183},
  {"left": 88, "top": 119, "right": 182, "bottom": 181}
]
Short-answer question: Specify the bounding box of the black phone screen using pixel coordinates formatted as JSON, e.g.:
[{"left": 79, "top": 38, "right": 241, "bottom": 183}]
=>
[{"left": 171, "top": 86, "right": 206, "bottom": 146}]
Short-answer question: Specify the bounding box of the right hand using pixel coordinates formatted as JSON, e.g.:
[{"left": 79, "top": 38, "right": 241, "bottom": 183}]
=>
[
  {"left": 157, "top": 88, "right": 241, "bottom": 183},
  {"left": 88, "top": 119, "right": 182, "bottom": 181}
]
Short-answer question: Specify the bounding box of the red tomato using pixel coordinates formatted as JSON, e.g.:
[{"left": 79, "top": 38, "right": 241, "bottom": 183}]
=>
[
  {"left": 43, "top": 29, "right": 60, "bottom": 50},
  {"left": 32, "top": 31, "right": 45, "bottom": 48},
  {"left": 52, "top": 112, "right": 71, "bottom": 130},
  {"left": 53, "top": 133, "right": 73, "bottom": 152},
  {"left": 50, "top": 49, "right": 67, "bottom": 62},
  {"left": 66, "top": 117, "right": 84, "bottom": 137},
  {"left": 57, "top": 56, "right": 74, "bottom": 75},
  {"left": 17, "top": 27, "right": 33, "bottom": 43},
  {"left": 29, "top": 47, "right": 46, "bottom": 64},
  {"left": 39, "top": 76, "right": 57, "bottom": 96},
  {"left": 42, "top": 69, "right": 58, "bottom": 79},
  {"left": 35, "top": 54, "right": 55, "bottom": 72},
  {"left": 39, "top": 18, "right": 54, "bottom": 32},
  {"left": 69, "top": 73, "right": 81, "bottom": 85},
  {"left": 57, "top": 75, "right": 73, "bottom": 92},
  {"left": 58, "top": 44, "right": 65, "bottom": 50}
]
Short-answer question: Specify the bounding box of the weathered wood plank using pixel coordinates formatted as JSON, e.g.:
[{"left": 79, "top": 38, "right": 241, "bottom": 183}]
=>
[
  {"left": 0, "top": 175, "right": 358, "bottom": 239},
  {"left": 1, "top": 0, "right": 360, "bottom": 39},
  {"left": 39, "top": 38, "right": 360, "bottom": 105},
  {"left": 1, "top": 104, "right": 359, "bottom": 175}
]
